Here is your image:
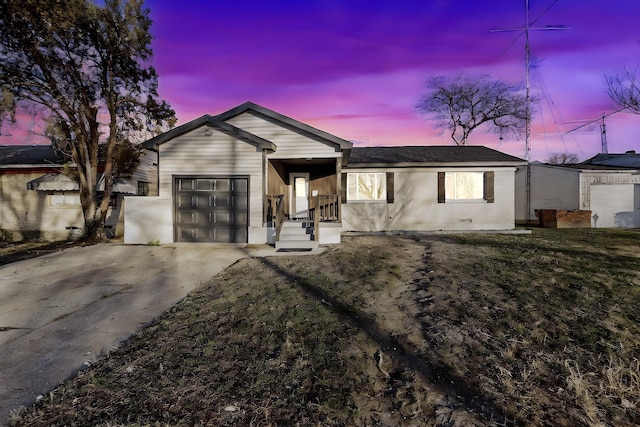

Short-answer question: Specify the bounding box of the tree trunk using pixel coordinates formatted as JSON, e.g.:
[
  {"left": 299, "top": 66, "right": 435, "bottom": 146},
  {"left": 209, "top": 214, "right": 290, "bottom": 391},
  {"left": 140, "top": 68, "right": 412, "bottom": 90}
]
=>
[
  {"left": 75, "top": 106, "right": 104, "bottom": 241},
  {"left": 95, "top": 94, "right": 119, "bottom": 240}
]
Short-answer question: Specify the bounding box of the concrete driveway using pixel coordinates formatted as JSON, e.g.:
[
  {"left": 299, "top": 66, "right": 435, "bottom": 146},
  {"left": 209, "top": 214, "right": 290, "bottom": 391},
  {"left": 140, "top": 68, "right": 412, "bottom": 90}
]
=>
[{"left": 0, "top": 242, "right": 298, "bottom": 424}]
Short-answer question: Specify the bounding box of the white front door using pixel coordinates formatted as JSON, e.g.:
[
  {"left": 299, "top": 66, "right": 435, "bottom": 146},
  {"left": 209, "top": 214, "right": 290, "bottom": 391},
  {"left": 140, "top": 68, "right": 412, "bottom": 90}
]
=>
[{"left": 290, "top": 173, "right": 309, "bottom": 219}]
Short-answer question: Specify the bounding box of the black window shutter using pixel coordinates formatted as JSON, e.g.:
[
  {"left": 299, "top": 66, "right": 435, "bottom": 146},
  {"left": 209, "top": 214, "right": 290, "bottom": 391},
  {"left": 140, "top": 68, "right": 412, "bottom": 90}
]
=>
[
  {"left": 437, "top": 172, "right": 445, "bottom": 203},
  {"left": 386, "top": 172, "right": 394, "bottom": 203},
  {"left": 484, "top": 171, "right": 495, "bottom": 203},
  {"left": 341, "top": 173, "right": 347, "bottom": 203}
]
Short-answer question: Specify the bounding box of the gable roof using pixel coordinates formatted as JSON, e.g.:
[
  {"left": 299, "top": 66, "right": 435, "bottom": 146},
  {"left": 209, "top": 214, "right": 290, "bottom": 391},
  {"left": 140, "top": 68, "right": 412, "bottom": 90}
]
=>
[
  {"left": 142, "top": 114, "right": 276, "bottom": 152},
  {"left": 580, "top": 152, "right": 640, "bottom": 169},
  {"left": 214, "top": 101, "right": 353, "bottom": 152},
  {"left": 347, "top": 145, "right": 526, "bottom": 167},
  {"left": 0, "top": 145, "right": 65, "bottom": 167}
]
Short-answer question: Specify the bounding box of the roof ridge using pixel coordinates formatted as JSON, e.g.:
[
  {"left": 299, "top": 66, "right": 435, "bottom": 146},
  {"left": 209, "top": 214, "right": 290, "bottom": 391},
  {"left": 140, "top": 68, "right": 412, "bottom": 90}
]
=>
[{"left": 215, "top": 101, "right": 353, "bottom": 151}]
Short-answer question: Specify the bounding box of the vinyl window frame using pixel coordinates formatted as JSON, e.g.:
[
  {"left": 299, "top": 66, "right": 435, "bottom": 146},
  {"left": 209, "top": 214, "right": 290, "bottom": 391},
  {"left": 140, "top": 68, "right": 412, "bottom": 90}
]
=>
[
  {"left": 342, "top": 172, "right": 395, "bottom": 203},
  {"left": 437, "top": 171, "right": 494, "bottom": 203}
]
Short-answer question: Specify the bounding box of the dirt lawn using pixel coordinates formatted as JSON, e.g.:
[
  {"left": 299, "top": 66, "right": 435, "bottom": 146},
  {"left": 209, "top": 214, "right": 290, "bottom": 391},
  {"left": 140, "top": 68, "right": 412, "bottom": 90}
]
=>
[{"left": 9, "top": 230, "right": 640, "bottom": 426}]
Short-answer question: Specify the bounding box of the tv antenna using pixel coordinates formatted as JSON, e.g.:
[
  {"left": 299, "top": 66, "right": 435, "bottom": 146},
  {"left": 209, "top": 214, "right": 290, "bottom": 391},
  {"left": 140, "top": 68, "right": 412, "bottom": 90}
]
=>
[
  {"left": 491, "top": 0, "right": 568, "bottom": 223},
  {"left": 566, "top": 107, "right": 627, "bottom": 154},
  {"left": 491, "top": 0, "right": 569, "bottom": 160}
]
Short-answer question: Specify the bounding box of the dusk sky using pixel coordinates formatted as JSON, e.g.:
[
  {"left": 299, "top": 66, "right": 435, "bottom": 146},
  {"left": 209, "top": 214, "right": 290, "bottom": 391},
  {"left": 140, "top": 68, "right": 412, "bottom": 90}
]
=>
[
  {"left": 146, "top": 0, "right": 640, "bottom": 161},
  {"left": 5, "top": 0, "right": 640, "bottom": 161}
]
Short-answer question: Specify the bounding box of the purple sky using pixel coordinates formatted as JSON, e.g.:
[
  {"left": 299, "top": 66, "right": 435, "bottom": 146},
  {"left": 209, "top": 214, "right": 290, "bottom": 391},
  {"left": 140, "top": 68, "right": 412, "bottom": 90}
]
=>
[
  {"left": 4, "top": 0, "right": 640, "bottom": 161},
  {"left": 147, "top": 0, "right": 640, "bottom": 161}
]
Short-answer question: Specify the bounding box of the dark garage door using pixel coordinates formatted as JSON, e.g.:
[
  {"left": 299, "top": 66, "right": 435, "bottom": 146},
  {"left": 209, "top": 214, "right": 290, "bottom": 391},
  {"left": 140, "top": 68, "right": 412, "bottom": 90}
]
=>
[{"left": 175, "top": 177, "right": 248, "bottom": 243}]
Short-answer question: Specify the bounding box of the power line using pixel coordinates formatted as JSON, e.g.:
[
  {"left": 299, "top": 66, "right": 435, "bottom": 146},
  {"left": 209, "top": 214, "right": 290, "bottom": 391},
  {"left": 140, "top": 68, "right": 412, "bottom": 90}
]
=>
[
  {"left": 491, "top": 0, "right": 569, "bottom": 160},
  {"left": 565, "top": 107, "right": 627, "bottom": 154}
]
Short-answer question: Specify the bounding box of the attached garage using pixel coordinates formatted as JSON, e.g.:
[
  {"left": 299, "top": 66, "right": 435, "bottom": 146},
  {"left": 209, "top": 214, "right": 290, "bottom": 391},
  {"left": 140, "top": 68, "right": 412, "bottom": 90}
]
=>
[{"left": 175, "top": 176, "right": 249, "bottom": 243}]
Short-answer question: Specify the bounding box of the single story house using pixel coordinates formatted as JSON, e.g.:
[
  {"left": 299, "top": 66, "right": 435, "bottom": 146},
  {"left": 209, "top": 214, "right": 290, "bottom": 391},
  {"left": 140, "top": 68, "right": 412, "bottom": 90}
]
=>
[
  {"left": 0, "top": 145, "right": 157, "bottom": 241},
  {"left": 124, "top": 102, "right": 526, "bottom": 248},
  {"left": 515, "top": 152, "right": 640, "bottom": 228}
]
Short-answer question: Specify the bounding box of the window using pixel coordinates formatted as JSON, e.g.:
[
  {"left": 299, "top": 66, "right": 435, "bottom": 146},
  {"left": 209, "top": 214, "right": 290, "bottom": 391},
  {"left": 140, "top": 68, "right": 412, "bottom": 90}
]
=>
[
  {"left": 138, "top": 181, "right": 150, "bottom": 196},
  {"left": 347, "top": 173, "right": 386, "bottom": 201},
  {"left": 446, "top": 172, "right": 484, "bottom": 200},
  {"left": 50, "top": 192, "right": 80, "bottom": 206},
  {"left": 342, "top": 172, "right": 394, "bottom": 203},
  {"left": 438, "top": 171, "right": 494, "bottom": 203},
  {"left": 294, "top": 176, "right": 307, "bottom": 197}
]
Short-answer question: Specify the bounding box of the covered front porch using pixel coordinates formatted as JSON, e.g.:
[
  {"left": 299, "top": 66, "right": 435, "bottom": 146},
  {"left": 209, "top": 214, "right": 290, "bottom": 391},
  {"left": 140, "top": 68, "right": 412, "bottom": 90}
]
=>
[{"left": 264, "top": 157, "right": 342, "bottom": 248}]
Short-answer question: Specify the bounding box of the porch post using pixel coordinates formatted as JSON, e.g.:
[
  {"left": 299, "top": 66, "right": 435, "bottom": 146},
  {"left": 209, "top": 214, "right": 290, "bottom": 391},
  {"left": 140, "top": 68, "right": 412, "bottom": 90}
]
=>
[
  {"left": 314, "top": 194, "right": 320, "bottom": 241},
  {"left": 263, "top": 152, "right": 268, "bottom": 224},
  {"left": 336, "top": 157, "right": 342, "bottom": 222}
]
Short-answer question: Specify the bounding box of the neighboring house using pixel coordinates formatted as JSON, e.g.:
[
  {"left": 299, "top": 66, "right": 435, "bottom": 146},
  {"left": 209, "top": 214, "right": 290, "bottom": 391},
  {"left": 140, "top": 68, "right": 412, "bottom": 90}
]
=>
[
  {"left": 0, "top": 145, "right": 157, "bottom": 241},
  {"left": 124, "top": 102, "right": 526, "bottom": 248},
  {"left": 582, "top": 151, "right": 640, "bottom": 169},
  {"left": 515, "top": 152, "right": 640, "bottom": 228}
]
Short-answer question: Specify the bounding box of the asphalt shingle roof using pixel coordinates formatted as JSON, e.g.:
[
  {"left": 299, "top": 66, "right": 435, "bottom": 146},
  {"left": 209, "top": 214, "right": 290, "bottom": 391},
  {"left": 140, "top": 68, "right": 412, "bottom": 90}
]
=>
[
  {"left": 348, "top": 145, "right": 526, "bottom": 165},
  {"left": 580, "top": 152, "right": 640, "bottom": 169},
  {"left": 0, "top": 145, "right": 64, "bottom": 166},
  {"left": 559, "top": 163, "right": 639, "bottom": 171}
]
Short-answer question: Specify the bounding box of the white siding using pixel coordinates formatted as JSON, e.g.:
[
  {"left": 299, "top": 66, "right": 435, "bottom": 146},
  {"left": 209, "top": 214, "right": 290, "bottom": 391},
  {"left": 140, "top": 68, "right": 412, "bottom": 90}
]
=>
[
  {"left": 158, "top": 129, "right": 262, "bottom": 195},
  {"left": 128, "top": 149, "right": 158, "bottom": 196},
  {"left": 226, "top": 112, "right": 340, "bottom": 159},
  {"left": 124, "top": 197, "right": 173, "bottom": 243},
  {"left": 515, "top": 164, "right": 580, "bottom": 221},
  {"left": 154, "top": 127, "right": 264, "bottom": 243},
  {"left": 580, "top": 172, "right": 640, "bottom": 209},
  {"left": 343, "top": 167, "right": 516, "bottom": 232}
]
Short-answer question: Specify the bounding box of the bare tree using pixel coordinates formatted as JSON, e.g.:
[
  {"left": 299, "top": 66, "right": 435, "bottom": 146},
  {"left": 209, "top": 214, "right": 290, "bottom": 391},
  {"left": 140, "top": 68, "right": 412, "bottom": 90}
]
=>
[
  {"left": 547, "top": 152, "right": 579, "bottom": 165},
  {"left": 606, "top": 68, "right": 640, "bottom": 113},
  {"left": 416, "top": 75, "right": 530, "bottom": 146}
]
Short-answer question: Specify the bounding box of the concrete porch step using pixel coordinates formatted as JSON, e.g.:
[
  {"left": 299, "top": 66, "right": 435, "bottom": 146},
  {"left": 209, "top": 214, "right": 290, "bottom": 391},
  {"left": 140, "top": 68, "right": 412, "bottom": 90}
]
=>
[
  {"left": 281, "top": 220, "right": 313, "bottom": 229},
  {"left": 275, "top": 239, "right": 319, "bottom": 251},
  {"left": 278, "top": 232, "right": 312, "bottom": 241},
  {"left": 276, "top": 220, "right": 316, "bottom": 251}
]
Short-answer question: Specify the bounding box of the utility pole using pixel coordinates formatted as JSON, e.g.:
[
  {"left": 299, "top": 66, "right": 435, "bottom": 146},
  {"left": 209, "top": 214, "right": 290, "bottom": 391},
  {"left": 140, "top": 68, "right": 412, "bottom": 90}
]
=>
[
  {"left": 566, "top": 108, "right": 627, "bottom": 154},
  {"left": 600, "top": 116, "right": 608, "bottom": 154}
]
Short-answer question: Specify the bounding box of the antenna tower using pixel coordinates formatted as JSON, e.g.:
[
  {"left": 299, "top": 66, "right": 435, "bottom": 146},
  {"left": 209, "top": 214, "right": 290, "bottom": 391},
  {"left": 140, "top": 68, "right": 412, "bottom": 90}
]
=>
[{"left": 492, "top": 0, "right": 567, "bottom": 223}]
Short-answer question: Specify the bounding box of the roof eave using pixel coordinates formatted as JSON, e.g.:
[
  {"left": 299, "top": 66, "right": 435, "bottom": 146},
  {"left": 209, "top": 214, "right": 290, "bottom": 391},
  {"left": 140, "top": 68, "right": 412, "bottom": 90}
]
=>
[
  {"left": 345, "top": 161, "right": 527, "bottom": 168},
  {"left": 0, "top": 164, "right": 64, "bottom": 169},
  {"left": 143, "top": 114, "right": 216, "bottom": 148},
  {"left": 144, "top": 114, "right": 276, "bottom": 152}
]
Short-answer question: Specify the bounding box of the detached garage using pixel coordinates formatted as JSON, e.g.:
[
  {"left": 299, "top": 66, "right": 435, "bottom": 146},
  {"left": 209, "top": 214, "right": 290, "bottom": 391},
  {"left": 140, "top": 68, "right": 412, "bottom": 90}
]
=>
[
  {"left": 515, "top": 161, "right": 640, "bottom": 226},
  {"left": 590, "top": 183, "right": 640, "bottom": 228}
]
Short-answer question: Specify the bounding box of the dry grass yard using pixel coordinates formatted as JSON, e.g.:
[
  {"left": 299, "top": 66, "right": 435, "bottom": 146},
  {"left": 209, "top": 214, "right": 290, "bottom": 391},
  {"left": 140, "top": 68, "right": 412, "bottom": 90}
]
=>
[{"left": 8, "top": 229, "right": 640, "bottom": 426}]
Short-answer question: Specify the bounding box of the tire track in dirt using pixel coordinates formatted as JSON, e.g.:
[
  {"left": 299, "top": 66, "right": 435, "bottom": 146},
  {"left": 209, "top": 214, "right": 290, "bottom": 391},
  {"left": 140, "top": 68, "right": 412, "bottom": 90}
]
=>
[{"left": 350, "top": 235, "right": 514, "bottom": 426}]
